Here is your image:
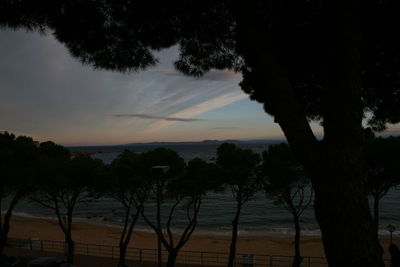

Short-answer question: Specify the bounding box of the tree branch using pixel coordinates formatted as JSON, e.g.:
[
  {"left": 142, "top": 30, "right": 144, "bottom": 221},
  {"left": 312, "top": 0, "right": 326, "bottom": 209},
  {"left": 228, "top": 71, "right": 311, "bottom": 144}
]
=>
[
  {"left": 120, "top": 203, "right": 132, "bottom": 246},
  {"left": 232, "top": 3, "right": 321, "bottom": 170},
  {"left": 166, "top": 198, "right": 183, "bottom": 248},
  {"left": 123, "top": 205, "right": 141, "bottom": 246},
  {"left": 140, "top": 208, "right": 169, "bottom": 249}
]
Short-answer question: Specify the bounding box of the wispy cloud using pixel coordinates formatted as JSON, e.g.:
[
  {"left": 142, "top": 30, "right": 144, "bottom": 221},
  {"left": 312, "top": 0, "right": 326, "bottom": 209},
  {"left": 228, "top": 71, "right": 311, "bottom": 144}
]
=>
[
  {"left": 0, "top": 30, "right": 251, "bottom": 144},
  {"left": 211, "top": 126, "right": 241, "bottom": 130},
  {"left": 113, "top": 114, "right": 203, "bottom": 122},
  {"left": 150, "top": 69, "right": 240, "bottom": 82},
  {"left": 143, "top": 89, "right": 247, "bottom": 133}
]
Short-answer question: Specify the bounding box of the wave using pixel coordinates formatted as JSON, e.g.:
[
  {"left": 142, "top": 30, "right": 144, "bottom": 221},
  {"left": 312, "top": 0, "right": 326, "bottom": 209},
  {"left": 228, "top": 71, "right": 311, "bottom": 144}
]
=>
[{"left": 7, "top": 210, "right": 399, "bottom": 238}]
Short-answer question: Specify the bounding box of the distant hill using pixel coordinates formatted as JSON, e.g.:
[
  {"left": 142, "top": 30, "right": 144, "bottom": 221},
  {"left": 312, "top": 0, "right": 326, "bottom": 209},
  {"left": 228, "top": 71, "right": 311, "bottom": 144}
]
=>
[
  {"left": 68, "top": 138, "right": 287, "bottom": 162},
  {"left": 67, "top": 139, "right": 286, "bottom": 155},
  {"left": 123, "top": 138, "right": 285, "bottom": 147}
]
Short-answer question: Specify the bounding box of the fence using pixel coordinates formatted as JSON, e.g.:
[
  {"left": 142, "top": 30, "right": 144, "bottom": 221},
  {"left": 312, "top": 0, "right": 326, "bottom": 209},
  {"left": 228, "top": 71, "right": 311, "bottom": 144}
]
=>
[{"left": 7, "top": 238, "right": 392, "bottom": 267}]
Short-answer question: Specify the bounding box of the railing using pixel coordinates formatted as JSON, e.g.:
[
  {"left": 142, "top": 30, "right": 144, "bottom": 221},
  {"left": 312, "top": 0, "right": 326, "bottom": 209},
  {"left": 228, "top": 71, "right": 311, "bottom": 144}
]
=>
[{"left": 7, "top": 238, "right": 393, "bottom": 267}]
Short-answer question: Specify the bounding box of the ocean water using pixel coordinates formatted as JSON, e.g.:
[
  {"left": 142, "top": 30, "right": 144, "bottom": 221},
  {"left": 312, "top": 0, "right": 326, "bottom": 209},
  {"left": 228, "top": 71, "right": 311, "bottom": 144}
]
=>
[{"left": 6, "top": 142, "right": 400, "bottom": 236}]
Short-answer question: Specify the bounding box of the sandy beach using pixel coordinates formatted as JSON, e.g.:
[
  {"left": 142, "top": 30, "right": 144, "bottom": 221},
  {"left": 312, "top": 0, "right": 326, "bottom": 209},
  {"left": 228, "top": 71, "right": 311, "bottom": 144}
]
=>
[{"left": 7, "top": 215, "right": 394, "bottom": 259}]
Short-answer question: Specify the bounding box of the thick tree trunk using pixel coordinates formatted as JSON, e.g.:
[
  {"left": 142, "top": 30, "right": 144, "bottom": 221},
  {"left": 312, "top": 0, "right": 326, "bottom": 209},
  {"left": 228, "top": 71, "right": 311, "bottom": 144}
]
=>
[
  {"left": 311, "top": 156, "right": 384, "bottom": 267},
  {"left": 166, "top": 250, "right": 177, "bottom": 267},
  {"left": 292, "top": 215, "right": 302, "bottom": 267},
  {"left": 306, "top": 0, "right": 384, "bottom": 265},
  {"left": 373, "top": 195, "right": 380, "bottom": 237},
  {"left": 228, "top": 199, "right": 242, "bottom": 267},
  {"left": 232, "top": 1, "right": 385, "bottom": 265}
]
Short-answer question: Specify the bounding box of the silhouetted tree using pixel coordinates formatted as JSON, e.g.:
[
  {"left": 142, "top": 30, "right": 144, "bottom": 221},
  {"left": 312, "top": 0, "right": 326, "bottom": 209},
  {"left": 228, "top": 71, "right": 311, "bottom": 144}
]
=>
[
  {"left": 216, "top": 143, "right": 261, "bottom": 267},
  {"left": 138, "top": 148, "right": 185, "bottom": 267},
  {"left": 2, "top": 1, "right": 400, "bottom": 265},
  {"left": 107, "top": 150, "right": 151, "bottom": 267},
  {"left": 0, "top": 132, "right": 38, "bottom": 255},
  {"left": 262, "top": 143, "right": 313, "bottom": 267},
  {"left": 31, "top": 142, "right": 104, "bottom": 264},
  {"left": 365, "top": 136, "right": 400, "bottom": 236},
  {"left": 141, "top": 157, "right": 217, "bottom": 267}
]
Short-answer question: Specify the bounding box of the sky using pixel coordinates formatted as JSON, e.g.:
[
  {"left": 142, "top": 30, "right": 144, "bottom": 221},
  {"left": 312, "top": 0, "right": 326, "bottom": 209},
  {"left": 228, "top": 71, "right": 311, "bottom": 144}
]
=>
[{"left": 0, "top": 29, "right": 398, "bottom": 146}]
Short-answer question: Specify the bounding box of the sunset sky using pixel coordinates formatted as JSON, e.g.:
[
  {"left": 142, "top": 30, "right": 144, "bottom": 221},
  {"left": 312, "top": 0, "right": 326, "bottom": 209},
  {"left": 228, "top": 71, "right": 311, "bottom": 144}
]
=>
[{"left": 0, "top": 29, "right": 398, "bottom": 146}]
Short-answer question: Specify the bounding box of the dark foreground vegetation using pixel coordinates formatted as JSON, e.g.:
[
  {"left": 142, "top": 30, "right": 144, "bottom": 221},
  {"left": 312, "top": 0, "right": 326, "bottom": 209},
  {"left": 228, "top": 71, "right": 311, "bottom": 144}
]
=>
[{"left": 1, "top": 132, "right": 400, "bottom": 267}]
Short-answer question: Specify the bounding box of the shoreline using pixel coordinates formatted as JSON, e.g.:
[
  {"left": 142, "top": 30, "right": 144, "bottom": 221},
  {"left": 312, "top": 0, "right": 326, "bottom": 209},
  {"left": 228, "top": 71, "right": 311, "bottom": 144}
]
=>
[{"left": 6, "top": 215, "right": 397, "bottom": 258}]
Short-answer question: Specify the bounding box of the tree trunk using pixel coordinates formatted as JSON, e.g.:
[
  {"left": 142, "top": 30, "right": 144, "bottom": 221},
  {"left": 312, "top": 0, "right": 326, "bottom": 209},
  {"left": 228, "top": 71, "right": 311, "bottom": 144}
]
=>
[
  {"left": 0, "top": 232, "right": 7, "bottom": 255},
  {"left": 373, "top": 195, "right": 380, "bottom": 237},
  {"left": 311, "top": 159, "right": 384, "bottom": 267},
  {"left": 0, "top": 193, "right": 21, "bottom": 255},
  {"left": 166, "top": 250, "right": 177, "bottom": 267},
  {"left": 0, "top": 219, "right": 10, "bottom": 255},
  {"left": 156, "top": 179, "right": 164, "bottom": 267},
  {"left": 66, "top": 213, "right": 74, "bottom": 265},
  {"left": 118, "top": 243, "right": 128, "bottom": 267},
  {"left": 292, "top": 215, "right": 302, "bottom": 267},
  {"left": 304, "top": 0, "right": 384, "bottom": 265},
  {"left": 65, "top": 235, "right": 74, "bottom": 265},
  {"left": 233, "top": 1, "right": 385, "bottom": 265},
  {"left": 228, "top": 199, "right": 242, "bottom": 267}
]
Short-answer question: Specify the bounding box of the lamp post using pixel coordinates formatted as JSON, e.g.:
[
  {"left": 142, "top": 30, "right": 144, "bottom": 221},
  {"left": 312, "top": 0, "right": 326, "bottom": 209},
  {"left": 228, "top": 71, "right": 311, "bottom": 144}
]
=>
[
  {"left": 387, "top": 224, "right": 396, "bottom": 245},
  {"left": 152, "top": 166, "right": 169, "bottom": 267}
]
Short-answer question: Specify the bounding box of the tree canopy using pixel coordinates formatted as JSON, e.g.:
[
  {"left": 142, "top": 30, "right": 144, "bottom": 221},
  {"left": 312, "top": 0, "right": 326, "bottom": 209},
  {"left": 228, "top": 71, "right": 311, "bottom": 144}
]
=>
[
  {"left": 0, "top": 132, "right": 39, "bottom": 254},
  {"left": 365, "top": 136, "right": 400, "bottom": 196},
  {"left": 108, "top": 150, "right": 151, "bottom": 267},
  {"left": 262, "top": 143, "right": 313, "bottom": 267},
  {"left": 365, "top": 136, "right": 400, "bottom": 235},
  {"left": 31, "top": 141, "right": 105, "bottom": 264},
  {"left": 216, "top": 143, "right": 261, "bottom": 267}
]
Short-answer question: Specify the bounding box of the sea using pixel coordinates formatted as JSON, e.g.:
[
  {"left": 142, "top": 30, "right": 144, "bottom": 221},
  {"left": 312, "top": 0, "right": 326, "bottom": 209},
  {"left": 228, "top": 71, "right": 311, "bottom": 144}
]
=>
[{"left": 6, "top": 141, "right": 400, "bottom": 237}]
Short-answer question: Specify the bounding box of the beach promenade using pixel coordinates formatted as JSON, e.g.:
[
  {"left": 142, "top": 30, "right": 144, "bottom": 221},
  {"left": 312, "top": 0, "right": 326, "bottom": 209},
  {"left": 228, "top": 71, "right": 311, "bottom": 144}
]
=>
[{"left": 6, "top": 216, "right": 396, "bottom": 266}]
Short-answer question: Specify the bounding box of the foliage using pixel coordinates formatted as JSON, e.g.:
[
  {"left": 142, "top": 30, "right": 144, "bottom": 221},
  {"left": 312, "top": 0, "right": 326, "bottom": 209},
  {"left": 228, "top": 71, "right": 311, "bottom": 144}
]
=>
[
  {"left": 30, "top": 141, "right": 105, "bottom": 264},
  {"left": 262, "top": 143, "right": 313, "bottom": 214},
  {"left": 261, "top": 143, "right": 313, "bottom": 267},
  {"left": 108, "top": 150, "right": 151, "bottom": 206},
  {"left": 0, "top": 132, "right": 39, "bottom": 197},
  {"left": 365, "top": 136, "right": 400, "bottom": 198},
  {"left": 365, "top": 136, "right": 400, "bottom": 236},
  {"left": 167, "top": 157, "right": 219, "bottom": 198},
  {"left": 216, "top": 143, "right": 261, "bottom": 267},
  {"left": 107, "top": 150, "right": 152, "bottom": 266},
  {"left": 216, "top": 143, "right": 261, "bottom": 201},
  {"left": 139, "top": 149, "right": 216, "bottom": 267},
  {"left": 0, "top": 132, "right": 39, "bottom": 253},
  {"left": 142, "top": 147, "right": 186, "bottom": 180}
]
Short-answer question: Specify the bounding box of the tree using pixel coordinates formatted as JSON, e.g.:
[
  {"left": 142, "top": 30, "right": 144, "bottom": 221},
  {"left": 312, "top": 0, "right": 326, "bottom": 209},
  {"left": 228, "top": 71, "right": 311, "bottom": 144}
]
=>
[
  {"left": 216, "top": 143, "right": 261, "bottom": 267},
  {"left": 365, "top": 136, "right": 400, "bottom": 236},
  {"left": 141, "top": 157, "right": 217, "bottom": 267},
  {"left": 262, "top": 143, "right": 313, "bottom": 267},
  {"left": 31, "top": 142, "right": 104, "bottom": 264},
  {"left": 107, "top": 150, "right": 151, "bottom": 267},
  {"left": 0, "top": 132, "right": 39, "bottom": 255},
  {"left": 136, "top": 148, "right": 185, "bottom": 267},
  {"left": 2, "top": 1, "right": 400, "bottom": 265}
]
